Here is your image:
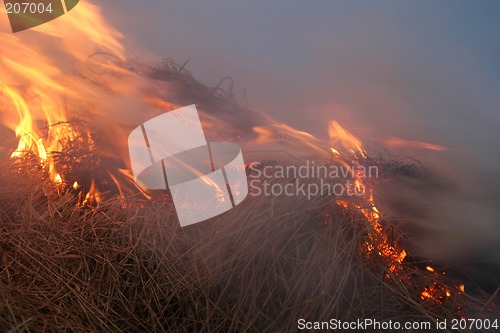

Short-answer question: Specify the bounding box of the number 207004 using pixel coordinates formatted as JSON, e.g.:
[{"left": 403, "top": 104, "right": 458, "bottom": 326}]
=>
[{"left": 5, "top": 2, "right": 54, "bottom": 14}]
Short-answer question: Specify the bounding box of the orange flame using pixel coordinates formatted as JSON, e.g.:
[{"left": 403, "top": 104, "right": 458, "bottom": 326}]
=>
[
  {"left": 329, "top": 121, "right": 366, "bottom": 157},
  {"left": 329, "top": 121, "right": 461, "bottom": 305},
  {"left": 0, "top": 1, "right": 464, "bottom": 308},
  {"left": 253, "top": 123, "right": 327, "bottom": 156},
  {"left": 0, "top": 2, "right": 125, "bottom": 190},
  {"left": 82, "top": 179, "right": 101, "bottom": 205},
  {"left": 383, "top": 136, "right": 447, "bottom": 151}
]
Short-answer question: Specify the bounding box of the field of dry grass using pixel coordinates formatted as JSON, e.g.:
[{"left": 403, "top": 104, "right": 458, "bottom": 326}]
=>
[
  {"left": 0, "top": 61, "right": 497, "bottom": 331},
  {"left": 1, "top": 157, "right": 496, "bottom": 333}
]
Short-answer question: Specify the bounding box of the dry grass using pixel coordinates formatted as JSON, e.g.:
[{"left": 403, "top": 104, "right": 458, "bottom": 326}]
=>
[{"left": 0, "top": 159, "right": 496, "bottom": 333}]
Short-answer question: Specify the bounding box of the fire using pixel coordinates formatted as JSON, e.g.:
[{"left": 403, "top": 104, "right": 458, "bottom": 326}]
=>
[
  {"left": 53, "top": 172, "right": 63, "bottom": 184},
  {"left": 253, "top": 123, "right": 327, "bottom": 155},
  {"left": 383, "top": 136, "right": 447, "bottom": 152},
  {"left": 253, "top": 126, "right": 274, "bottom": 144},
  {"left": 328, "top": 121, "right": 366, "bottom": 157},
  {"left": 330, "top": 148, "right": 340, "bottom": 156},
  {"left": 327, "top": 121, "right": 464, "bottom": 305},
  {"left": 83, "top": 180, "right": 100, "bottom": 204},
  {"left": 0, "top": 1, "right": 127, "bottom": 196},
  {"left": 252, "top": 119, "right": 462, "bottom": 305},
  {"left": 0, "top": 0, "right": 465, "bottom": 309}
]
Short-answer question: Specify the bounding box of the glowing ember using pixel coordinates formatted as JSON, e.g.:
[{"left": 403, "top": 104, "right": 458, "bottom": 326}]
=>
[{"left": 327, "top": 121, "right": 463, "bottom": 305}]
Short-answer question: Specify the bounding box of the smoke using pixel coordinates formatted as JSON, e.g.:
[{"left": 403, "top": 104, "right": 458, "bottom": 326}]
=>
[
  {"left": 3, "top": 0, "right": 498, "bottom": 271},
  {"left": 97, "top": 0, "right": 500, "bottom": 267}
]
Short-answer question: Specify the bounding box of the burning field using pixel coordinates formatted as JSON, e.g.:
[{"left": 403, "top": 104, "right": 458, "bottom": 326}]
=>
[{"left": 0, "top": 1, "right": 499, "bottom": 332}]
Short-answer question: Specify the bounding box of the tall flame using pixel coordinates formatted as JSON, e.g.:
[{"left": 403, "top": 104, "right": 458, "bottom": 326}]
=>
[{"left": 0, "top": 2, "right": 124, "bottom": 186}]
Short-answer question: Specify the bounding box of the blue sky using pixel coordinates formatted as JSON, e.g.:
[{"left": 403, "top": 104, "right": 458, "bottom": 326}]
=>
[{"left": 101, "top": 0, "right": 500, "bottom": 179}]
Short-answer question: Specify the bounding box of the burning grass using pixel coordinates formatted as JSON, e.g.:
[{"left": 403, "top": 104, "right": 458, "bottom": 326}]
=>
[
  {"left": 0, "top": 56, "right": 498, "bottom": 332},
  {"left": 0, "top": 159, "right": 496, "bottom": 332},
  {"left": 1, "top": 1, "right": 497, "bottom": 331}
]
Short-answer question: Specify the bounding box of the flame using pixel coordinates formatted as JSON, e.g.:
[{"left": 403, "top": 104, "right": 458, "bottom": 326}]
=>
[
  {"left": 82, "top": 179, "right": 101, "bottom": 205},
  {"left": 253, "top": 123, "right": 326, "bottom": 155},
  {"left": 0, "top": 1, "right": 126, "bottom": 192},
  {"left": 253, "top": 126, "right": 274, "bottom": 143},
  {"left": 328, "top": 121, "right": 366, "bottom": 157},
  {"left": 330, "top": 148, "right": 341, "bottom": 156},
  {"left": 248, "top": 118, "right": 459, "bottom": 306},
  {"left": 53, "top": 172, "right": 63, "bottom": 184},
  {"left": 330, "top": 122, "right": 406, "bottom": 275},
  {"left": 0, "top": 0, "right": 465, "bottom": 308},
  {"left": 383, "top": 136, "right": 447, "bottom": 151},
  {"left": 117, "top": 169, "right": 153, "bottom": 200},
  {"left": 329, "top": 121, "right": 463, "bottom": 305}
]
